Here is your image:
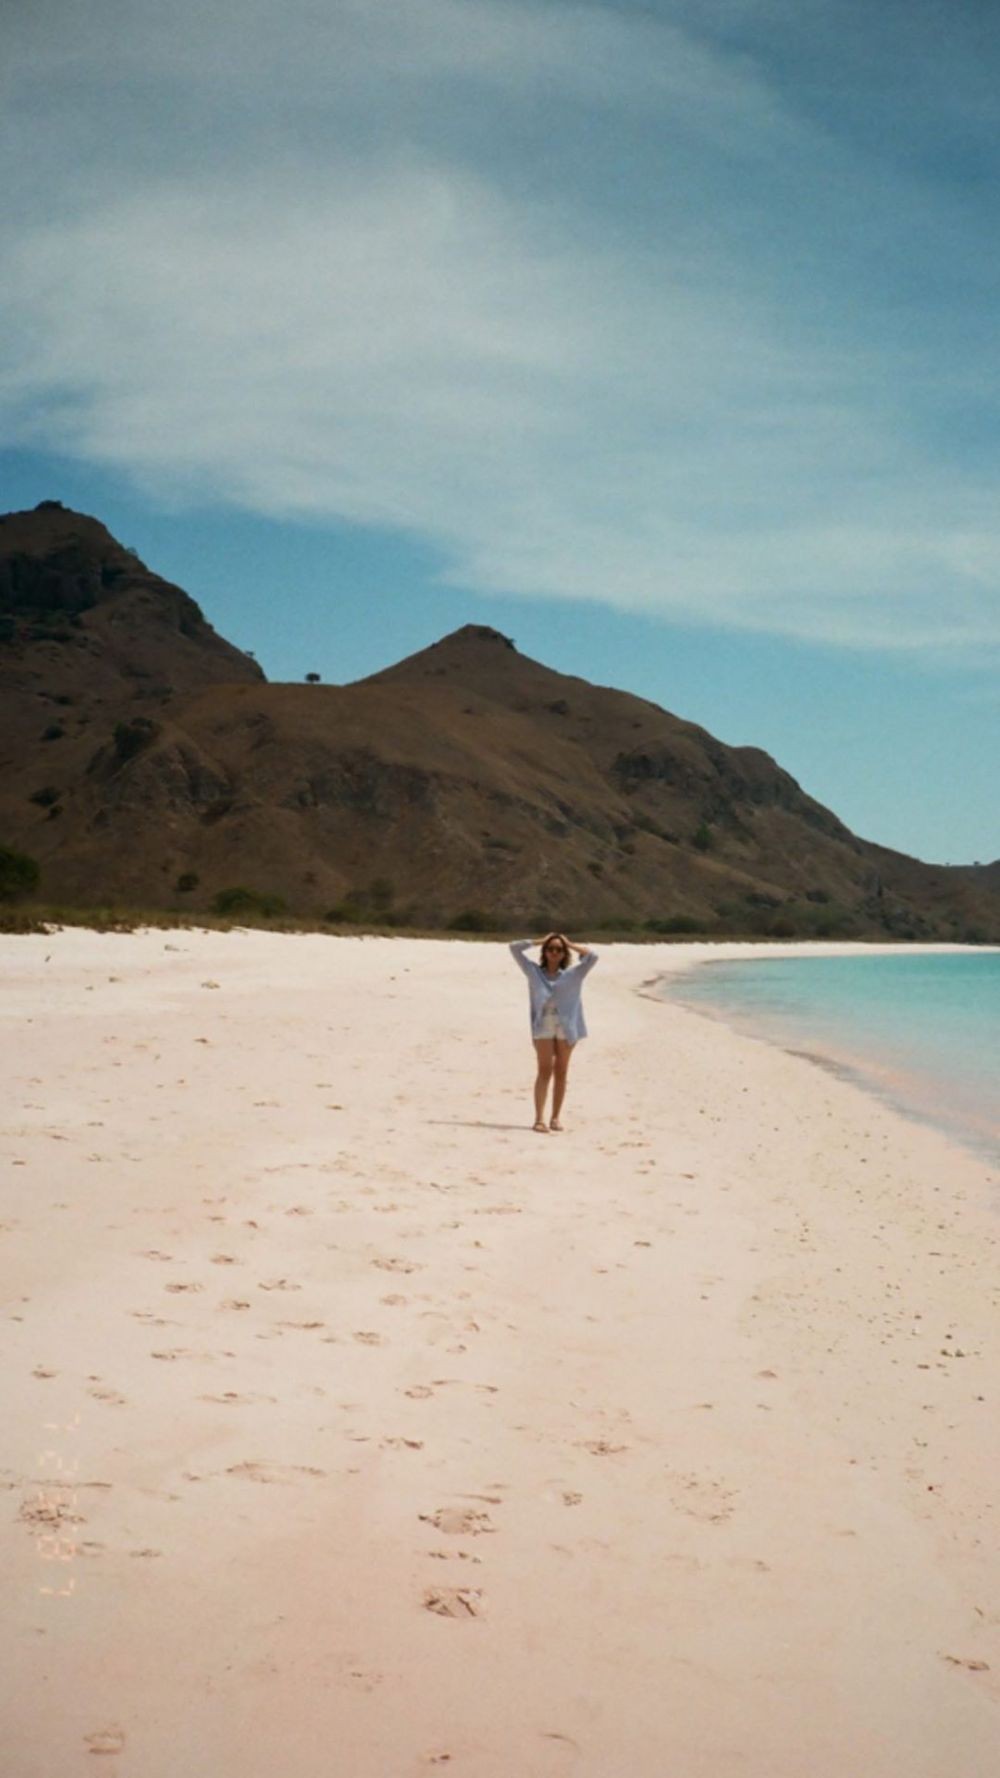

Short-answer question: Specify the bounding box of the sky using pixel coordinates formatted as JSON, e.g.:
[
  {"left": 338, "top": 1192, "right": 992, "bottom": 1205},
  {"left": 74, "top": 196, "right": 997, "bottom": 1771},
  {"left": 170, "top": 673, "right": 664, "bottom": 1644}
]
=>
[{"left": 2, "top": 0, "right": 998, "bottom": 864}]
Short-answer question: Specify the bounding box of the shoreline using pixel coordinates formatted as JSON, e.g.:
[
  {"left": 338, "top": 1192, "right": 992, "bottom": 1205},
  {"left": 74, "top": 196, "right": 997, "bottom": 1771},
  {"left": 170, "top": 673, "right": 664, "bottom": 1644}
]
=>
[
  {"left": 4, "top": 930, "right": 999, "bottom": 1775},
  {"left": 645, "top": 942, "right": 1000, "bottom": 1172}
]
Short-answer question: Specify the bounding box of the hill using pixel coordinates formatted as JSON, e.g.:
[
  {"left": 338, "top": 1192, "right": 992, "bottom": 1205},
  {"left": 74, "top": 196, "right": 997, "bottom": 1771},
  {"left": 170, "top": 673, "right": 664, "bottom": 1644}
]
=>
[{"left": 1, "top": 502, "right": 997, "bottom": 939}]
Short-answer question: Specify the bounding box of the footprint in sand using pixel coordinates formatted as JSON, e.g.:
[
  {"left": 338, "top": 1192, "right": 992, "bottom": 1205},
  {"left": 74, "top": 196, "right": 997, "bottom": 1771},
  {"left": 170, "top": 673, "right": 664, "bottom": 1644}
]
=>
[
  {"left": 353, "top": 1331, "right": 384, "bottom": 1346},
  {"left": 419, "top": 1507, "right": 497, "bottom": 1536},
  {"left": 372, "top": 1256, "right": 419, "bottom": 1275},
  {"left": 404, "top": 1384, "right": 435, "bottom": 1399},
  {"left": 225, "top": 1460, "right": 326, "bottom": 1484},
  {"left": 165, "top": 1282, "right": 203, "bottom": 1294},
  {"left": 89, "top": 1387, "right": 128, "bottom": 1406},
  {"left": 210, "top": 1254, "right": 241, "bottom": 1266},
  {"left": 150, "top": 1348, "right": 215, "bottom": 1363},
  {"left": 666, "top": 1470, "right": 737, "bottom": 1524},
  {"left": 579, "top": 1439, "right": 628, "bottom": 1457},
  {"left": 84, "top": 1727, "right": 126, "bottom": 1756},
  {"left": 199, "top": 1391, "right": 277, "bottom": 1406},
  {"left": 257, "top": 1278, "right": 301, "bottom": 1292},
  {"left": 219, "top": 1299, "right": 252, "bottom": 1312},
  {"left": 20, "top": 1496, "right": 84, "bottom": 1529},
  {"left": 422, "top": 1588, "right": 484, "bottom": 1619}
]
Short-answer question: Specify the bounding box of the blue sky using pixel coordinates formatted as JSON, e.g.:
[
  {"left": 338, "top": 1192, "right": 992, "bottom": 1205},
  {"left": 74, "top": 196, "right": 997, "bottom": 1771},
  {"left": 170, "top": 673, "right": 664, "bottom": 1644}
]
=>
[{"left": 2, "top": 0, "right": 998, "bottom": 864}]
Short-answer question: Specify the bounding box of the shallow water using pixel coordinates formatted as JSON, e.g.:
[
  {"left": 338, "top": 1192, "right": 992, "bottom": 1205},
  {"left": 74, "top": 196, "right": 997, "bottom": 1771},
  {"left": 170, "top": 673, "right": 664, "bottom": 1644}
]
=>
[{"left": 660, "top": 951, "right": 1000, "bottom": 1166}]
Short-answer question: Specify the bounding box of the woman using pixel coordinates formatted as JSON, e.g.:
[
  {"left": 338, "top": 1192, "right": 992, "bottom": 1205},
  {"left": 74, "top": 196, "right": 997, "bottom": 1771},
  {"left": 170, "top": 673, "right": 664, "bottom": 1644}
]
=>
[{"left": 509, "top": 932, "right": 598, "bottom": 1133}]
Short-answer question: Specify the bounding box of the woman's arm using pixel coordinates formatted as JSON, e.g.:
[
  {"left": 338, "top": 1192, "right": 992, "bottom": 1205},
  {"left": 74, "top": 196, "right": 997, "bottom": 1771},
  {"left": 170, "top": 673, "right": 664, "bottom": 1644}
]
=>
[{"left": 508, "top": 938, "right": 537, "bottom": 978}]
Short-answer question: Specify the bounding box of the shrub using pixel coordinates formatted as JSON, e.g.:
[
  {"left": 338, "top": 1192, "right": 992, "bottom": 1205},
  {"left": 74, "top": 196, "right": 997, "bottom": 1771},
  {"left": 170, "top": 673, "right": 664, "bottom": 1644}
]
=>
[
  {"left": 324, "top": 903, "right": 362, "bottom": 924},
  {"left": 644, "top": 915, "right": 702, "bottom": 935},
  {"left": 113, "top": 718, "right": 158, "bottom": 763},
  {"left": 29, "top": 786, "right": 60, "bottom": 808},
  {"left": 0, "top": 846, "right": 40, "bottom": 901},
  {"left": 41, "top": 724, "right": 65, "bottom": 741},
  {"left": 692, "top": 822, "right": 713, "bottom": 852},
  {"left": 449, "top": 909, "right": 495, "bottom": 932},
  {"left": 211, "top": 886, "right": 287, "bottom": 918},
  {"left": 175, "top": 872, "right": 199, "bottom": 893}
]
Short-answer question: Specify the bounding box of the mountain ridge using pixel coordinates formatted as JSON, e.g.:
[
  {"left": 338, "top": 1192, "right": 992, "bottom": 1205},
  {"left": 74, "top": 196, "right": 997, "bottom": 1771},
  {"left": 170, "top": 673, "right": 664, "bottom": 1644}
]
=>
[{"left": 1, "top": 502, "right": 996, "bottom": 938}]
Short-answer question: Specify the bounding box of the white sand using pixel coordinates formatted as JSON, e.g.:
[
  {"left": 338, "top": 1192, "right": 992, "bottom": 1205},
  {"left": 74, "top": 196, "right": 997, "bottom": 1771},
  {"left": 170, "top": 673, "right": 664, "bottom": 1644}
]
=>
[{"left": 3, "top": 930, "right": 998, "bottom": 1777}]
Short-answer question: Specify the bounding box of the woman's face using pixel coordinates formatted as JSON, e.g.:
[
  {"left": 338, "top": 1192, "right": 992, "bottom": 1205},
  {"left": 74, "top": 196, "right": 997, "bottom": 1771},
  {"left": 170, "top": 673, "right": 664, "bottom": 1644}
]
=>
[{"left": 542, "top": 937, "right": 568, "bottom": 969}]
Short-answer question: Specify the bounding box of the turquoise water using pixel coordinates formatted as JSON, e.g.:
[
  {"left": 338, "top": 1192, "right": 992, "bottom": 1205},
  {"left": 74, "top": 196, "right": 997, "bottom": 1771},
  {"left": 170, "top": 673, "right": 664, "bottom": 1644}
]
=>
[{"left": 662, "top": 951, "right": 999, "bottom": 1164}]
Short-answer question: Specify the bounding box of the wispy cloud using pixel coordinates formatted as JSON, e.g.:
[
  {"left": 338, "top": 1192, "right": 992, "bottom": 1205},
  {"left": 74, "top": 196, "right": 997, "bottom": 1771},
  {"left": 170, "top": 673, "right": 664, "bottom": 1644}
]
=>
[{"left": 2, "top": 0, "right": 998, "bottom": 655}]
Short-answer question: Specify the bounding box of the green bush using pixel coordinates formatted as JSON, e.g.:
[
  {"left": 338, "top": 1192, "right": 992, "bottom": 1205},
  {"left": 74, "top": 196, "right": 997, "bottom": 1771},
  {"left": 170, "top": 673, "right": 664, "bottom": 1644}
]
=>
[
  {"left": 0, "top": 846, "right": 40, "bottom": 901},
  {"left": 644, "top": 915, "right": 703, "bottom": 935},
  {"left": 175, "top": 872, "right": 199, "bottom": 893},
  {"left": 449, "top": 909, "right": 495, "bottom": 932},
  {"left": 324, "top": 903, "right": 362, "bottom": 924},
  {"left": 211, "top": 886, "right": 287, "bottom": 919},
  {"left": 29, "top": 786, "right": 60, "bottom": 808},
  {"left": 692, "top": 822, "right": 713, "bottom": 852},
  {"left": 113, "top": 718, "right": 158, "bottom": 763}
]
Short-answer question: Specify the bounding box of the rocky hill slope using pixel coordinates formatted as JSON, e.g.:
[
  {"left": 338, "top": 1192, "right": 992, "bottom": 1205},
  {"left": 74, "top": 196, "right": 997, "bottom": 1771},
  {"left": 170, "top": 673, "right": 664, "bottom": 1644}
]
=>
[{"left": 2, "top": 502, "right": 997, "bottom": 939}]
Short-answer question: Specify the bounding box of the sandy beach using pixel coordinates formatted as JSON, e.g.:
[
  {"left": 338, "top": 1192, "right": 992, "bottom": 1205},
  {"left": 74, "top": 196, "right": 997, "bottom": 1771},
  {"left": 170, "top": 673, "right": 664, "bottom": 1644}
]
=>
[{"left": 3, "top": 929, "right": 998, "bottom": 1777}]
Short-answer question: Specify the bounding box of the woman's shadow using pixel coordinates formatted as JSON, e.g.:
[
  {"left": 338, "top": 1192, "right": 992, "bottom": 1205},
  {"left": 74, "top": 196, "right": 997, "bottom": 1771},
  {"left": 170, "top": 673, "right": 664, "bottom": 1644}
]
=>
[{"left": 427, "top": 1119, "right": 527, "bottom": 1131}]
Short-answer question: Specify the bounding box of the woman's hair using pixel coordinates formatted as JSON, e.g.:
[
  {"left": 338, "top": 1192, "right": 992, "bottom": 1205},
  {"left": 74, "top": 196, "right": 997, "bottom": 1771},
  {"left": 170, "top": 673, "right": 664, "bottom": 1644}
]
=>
[{"left": 540, "top": 932, "right": 571, "bottom": 969}]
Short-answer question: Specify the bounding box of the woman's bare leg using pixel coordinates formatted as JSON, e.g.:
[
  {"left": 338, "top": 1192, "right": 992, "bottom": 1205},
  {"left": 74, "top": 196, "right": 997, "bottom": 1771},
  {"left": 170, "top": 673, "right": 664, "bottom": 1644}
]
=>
[
  {"left": 550, "top": 1039, "right": 574, "bottom": 1128},
  {"left": 532, "top": 1038, "right": 555, "bottom": 1129}
]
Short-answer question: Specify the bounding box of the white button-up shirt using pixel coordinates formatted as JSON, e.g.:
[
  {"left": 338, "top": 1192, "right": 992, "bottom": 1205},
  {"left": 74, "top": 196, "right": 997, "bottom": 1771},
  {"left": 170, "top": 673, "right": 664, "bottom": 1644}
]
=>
[{"left": 509, "top": 940, "right": 599, "bottom": 1042}]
